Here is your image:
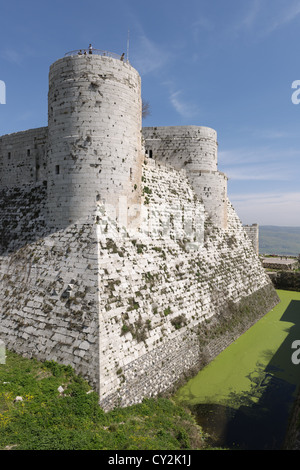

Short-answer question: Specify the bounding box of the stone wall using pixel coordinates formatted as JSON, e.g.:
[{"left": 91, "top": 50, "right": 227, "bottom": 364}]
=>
[
  {"left": 0, "top": 182, "right": 48, "bottom": 254},
  {"left": 47, "top": 54, "right": 143, "bottom": 230},
  {"left": 0, "top": 127, "right": 48, "bottom": 188},
  {"left": 262, "top": 257, "right": 298, "bottom": 270},
  {"left": 142, "top": 126, "right": 228, "bottom": 229},
  {"left": 138, "top": 158, "right": 205, "bottom": 245},
  {"left": 0, "top": 214, "right": 101, "bottom": 390},
  {"left": 0, "top": 157, "right": 279, "bottom": 410},
  {"left": 142, "top": 126, "right": 218, "bottom": 171},
  {"left": 271, "top": 271, "right": 300, "bottom": 291},
  {"left": 244, "top": 224, "right": 259, "bottom": 255},
  {"left": 0, "top": 52, "right": 280, "bottom": 412},
  {"left": 96, "top": 160, "right": 279, "bottom": 407}
]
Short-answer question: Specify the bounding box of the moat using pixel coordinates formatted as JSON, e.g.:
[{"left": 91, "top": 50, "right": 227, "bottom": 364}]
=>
[{"left": 175, "top": 290, "right": 300, "bottom": 450}]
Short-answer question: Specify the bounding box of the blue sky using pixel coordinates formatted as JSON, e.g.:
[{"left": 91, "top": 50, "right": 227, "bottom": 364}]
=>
[{"left": 1, "top": 0, "right": 300, "bottom": 226}]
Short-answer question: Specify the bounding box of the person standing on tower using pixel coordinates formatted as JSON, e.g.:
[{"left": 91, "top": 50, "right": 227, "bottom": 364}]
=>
[{"left": 89, "top": 44, "right": 93, "bottom": 54}]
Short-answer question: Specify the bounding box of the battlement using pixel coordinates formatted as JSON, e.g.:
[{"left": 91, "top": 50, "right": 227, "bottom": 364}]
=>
[{"left": 64, "top": 48, "right": 126, "bottom": 61}]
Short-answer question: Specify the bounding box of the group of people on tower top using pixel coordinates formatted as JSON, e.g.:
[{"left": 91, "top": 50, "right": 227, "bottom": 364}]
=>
[
  {"left": 76, "top": 45, "right": 125, "bottom": 61},
  {"left": 77, "top": 44, "right": 93, "bottom": 56}
]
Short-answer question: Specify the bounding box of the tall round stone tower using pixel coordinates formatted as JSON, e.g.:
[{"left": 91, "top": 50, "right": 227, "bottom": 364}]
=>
[
  {"left": 47, "top": 50, "right": 143, "bottom": 229},
  {"left": 142, "top": 126, "right": 228, "bottom": 229}
]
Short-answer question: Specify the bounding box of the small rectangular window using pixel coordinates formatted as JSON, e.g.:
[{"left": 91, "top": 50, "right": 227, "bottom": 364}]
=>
[
  {"left": 7, "top": 152, "right": 11, "bottom": 159},
  {"left": 27, "top": 149, "right": 30, "bottom": 156},
  {"left": 55, "top": 165, "right": 60, "bottom": 175},
  {"left": 149, "top": 150, "right": 153, "bottom": 158}
]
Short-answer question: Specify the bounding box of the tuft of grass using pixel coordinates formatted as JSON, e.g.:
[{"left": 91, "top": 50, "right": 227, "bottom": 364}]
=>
[{"left": 0, "top": 350, "right": 206, "bottom": 450}]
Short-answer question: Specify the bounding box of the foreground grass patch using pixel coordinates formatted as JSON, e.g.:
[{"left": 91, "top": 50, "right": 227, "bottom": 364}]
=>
[{"left": 0, "top": 350, "right": 204, "bottom": 450}]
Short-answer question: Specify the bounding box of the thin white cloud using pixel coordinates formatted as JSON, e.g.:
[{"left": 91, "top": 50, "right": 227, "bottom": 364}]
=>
[
  {"left": 219, "top": 144, "right": 300, "bottom": 182},
  {"left": 192, "top": 16, "right": 215, "bottom": 44},
  {"left": 219, "top": 0, "right": 300, "bottom": 43},
  {"left": 263, "top": 1, "right": 300, "bottom": 35},
  {"left": 16, "top": 111, "right": 34, "bottom": 122},
  {"left": 243, "top": 127, "right": 294, "bottom": 140},
  {"left": 162, "top": 79, "right": 200, "bottom": 119},
  {"left": 1, "top": 48, "right": 23, "bottom": 65},
  {"left": 169, "top": 90, "right": 199, "bottom": 119},
  {"left": 0, "top": 45, "right": 36, "bottom": 65},
  {"left": 219, "top": 146, "right": 300, "bottom": 166},
  {"left": 229, "top": 191, "right": 300, "bottom": 226},
  {"left": 192, "top": 2, "right": 261, "bottom": 44},
  {"left": 236, "top": 0, "right": 262, "bottom": 32},
  {"left": 131, "top": 33, "right": 171, "bottom": 76},
  {"left": 225, "top": 164, "right": 293, "bottom": 181},
  {"left": 124, "top": 5, "right": 172, "bottom": 76}
]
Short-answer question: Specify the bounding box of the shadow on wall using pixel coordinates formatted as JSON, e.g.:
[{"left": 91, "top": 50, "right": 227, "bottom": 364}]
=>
[{"left": 0, "top": 183, "right": 49, "bottom": 256}]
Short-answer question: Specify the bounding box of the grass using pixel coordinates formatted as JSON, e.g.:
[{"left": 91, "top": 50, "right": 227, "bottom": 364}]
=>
[{"left": 0, "top": 350, "right": 205, "bottom": 450}]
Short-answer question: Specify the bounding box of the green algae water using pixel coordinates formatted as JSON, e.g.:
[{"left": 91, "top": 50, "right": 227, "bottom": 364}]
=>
[{"left": 174, "top": 290, "right": 300, "bottom": 449}]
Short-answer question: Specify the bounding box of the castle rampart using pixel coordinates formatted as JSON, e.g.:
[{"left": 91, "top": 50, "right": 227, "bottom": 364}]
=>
[
  {"left": 243, "top": 224, "right": 259, "bottom": 255},
  {"left": 142, "top": 126, "right": 218, "bottom": 171},
  {"left": 0, "top": 49, "right": 280, "bottom": 410},
  {"left": 142, "top": 126, "right": 228, "bottom": 229},
  {"left": 0, "top": 127, "right": 48, "bottom": 188}
]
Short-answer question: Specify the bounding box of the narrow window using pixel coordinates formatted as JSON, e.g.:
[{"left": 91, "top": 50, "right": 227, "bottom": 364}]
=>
[
  {"left": 55, "top": 165, "right": 60, "bottom": 175},
  {"left": 35, "top": 158, "right": 40, "bottom": 182},
  {"left": 27, "top": 149, "right": 31, "bottom": 156},
  {"left": 149, "top": 150, "right": 153, "bottom": 158},
  {"left": 7, "top": 152, "right": 11, "bottom": 160}
]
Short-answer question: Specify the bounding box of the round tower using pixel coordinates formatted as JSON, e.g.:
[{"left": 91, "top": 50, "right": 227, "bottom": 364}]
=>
[
  {"left": 47, "top": 50, "right": 143, "bottom": 229},
  {"left": 142, "top": 126, "right": 218, "bottom": 171},
  {"left": 142, "top": 126, "right": 228, "bottom": 229}
]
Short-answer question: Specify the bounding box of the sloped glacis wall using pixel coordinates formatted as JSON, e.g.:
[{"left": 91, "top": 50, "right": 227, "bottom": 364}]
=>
[{"left": 0, "top": 156, "right": 279, "bottom": 410}]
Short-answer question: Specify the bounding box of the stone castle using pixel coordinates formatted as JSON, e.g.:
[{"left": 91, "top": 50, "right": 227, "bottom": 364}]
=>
[{"left": 0, "top": 49, "right": 279, "bottom": 409}]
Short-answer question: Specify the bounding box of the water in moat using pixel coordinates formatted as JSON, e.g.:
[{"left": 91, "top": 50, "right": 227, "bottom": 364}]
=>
[{"left": 174, "top": 290, "right": 300, "bottom": 450}]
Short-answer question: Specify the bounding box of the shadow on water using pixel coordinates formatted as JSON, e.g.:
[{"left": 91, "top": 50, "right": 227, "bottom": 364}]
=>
[{"left": 190, "top": 300, "right": 300, "bottom": 450}]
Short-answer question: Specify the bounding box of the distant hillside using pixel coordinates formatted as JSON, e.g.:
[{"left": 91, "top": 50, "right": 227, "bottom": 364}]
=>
[{"left": 259, "top": 226, "right": 300, "bottom": 256}]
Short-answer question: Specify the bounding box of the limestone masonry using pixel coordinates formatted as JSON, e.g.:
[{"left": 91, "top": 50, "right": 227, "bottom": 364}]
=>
[
  {"left": 0, "top": 49, "right": 279, "bottom": 409},
  {"left": 243, "top": 224, "right": 259, "bottom": 256}
]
